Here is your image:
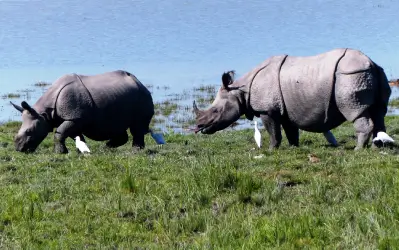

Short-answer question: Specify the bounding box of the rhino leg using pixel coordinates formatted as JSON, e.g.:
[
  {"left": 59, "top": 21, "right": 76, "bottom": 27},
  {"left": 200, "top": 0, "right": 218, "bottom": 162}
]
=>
[
  {"left": 369, "top": 105, "right": 388, "bottom": 148},
  {"left": 129, "top": 124, "right": 147, "bottom": 150},
  {"left": 281, "top": 119, "right": 299, "bottom": 147},
  {"left": 129, "top": 115, "right": 152, "bottom": 150},
  {"left": 131, "top": 130, "right": 145, "bottom": 149},
  {"left": 54, "top": 121, "right": 82, "bottom": 154},
  {"left": 353, "top": 111, "right": 374, "bottom": 150},
  {"left": 260, "top": 113, "right": 282, "bottom": 149},
  {"left": 106, "top": 131, "right": 129, "bottom": 148}
]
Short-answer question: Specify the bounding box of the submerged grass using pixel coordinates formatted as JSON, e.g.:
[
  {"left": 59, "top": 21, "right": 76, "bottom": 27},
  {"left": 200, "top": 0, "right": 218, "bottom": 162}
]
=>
[
  {"left": 1, "top": 93, "right": 21, "bottom": 99},
  {"left": 154, "top": 100, "right": 180, "bottom": 117},
  {"left": 1, "top": 116, "right": 399, "bottom": 248},
  {"left": 33, "top": 81, "right": 51, "bottom": 87},
  {"left": 389, "top": 98, "right": 399, "bottom": 107}
]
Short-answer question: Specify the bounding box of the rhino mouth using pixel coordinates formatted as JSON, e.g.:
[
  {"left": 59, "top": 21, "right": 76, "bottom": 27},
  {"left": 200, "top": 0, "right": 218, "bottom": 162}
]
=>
[
  {"left": 16, "top": 143, "right": 38, "bottom": 153},
  {"left": 195, "top": 123, "right": 214, "bottom": 134},
  {"left": 15, "top": 138, "right": 39, "bottom": 153}
]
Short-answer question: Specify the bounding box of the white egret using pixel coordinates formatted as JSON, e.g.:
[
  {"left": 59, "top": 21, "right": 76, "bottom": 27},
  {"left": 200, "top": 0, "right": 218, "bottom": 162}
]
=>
[
  {"left": 254, "top": 121, "right": 262, "bottom": 148},
  {"left": 75, "top": 136, "right": 90, "bottom": 154},
  {"left": 373, "top": 131, "right": 394, "bottom": 146}
]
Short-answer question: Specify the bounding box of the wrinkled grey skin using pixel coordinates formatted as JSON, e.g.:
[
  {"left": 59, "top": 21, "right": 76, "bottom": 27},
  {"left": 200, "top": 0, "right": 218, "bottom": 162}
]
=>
[
  {"left": 194, "top": 48, "right": 391, "bottom": 150},
  {"left": 11, "top": 70, "right": 154, "bottom": 153}
]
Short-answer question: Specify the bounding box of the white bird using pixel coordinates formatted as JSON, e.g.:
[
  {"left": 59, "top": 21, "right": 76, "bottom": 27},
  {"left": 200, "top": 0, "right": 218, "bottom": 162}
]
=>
[
  {"left": 254, "top": 121, "right": 262, "bottom": 148},
  {"left": 323, "top": 131, "right": 338, "bottom": 147},
  {"left": 372, "top": 131, "right": 394, "bottom": 146},
  {"left": 150, "top": 130, "right": 165, "bottom": 145},
  {"left": 75, "top": 136, "right": 90, "bottom": 154}
]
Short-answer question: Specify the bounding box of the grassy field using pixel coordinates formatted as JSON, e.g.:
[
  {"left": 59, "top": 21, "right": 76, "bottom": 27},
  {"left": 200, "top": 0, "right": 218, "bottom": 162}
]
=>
[{"left": 1, "top": 117, "right": 399, "bottom": 249}]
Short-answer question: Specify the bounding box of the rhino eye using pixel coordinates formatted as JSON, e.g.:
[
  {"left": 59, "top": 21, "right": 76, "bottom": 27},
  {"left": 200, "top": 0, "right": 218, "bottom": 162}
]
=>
[{"left": 211, "top": 108, "right": 218, "bottom": 113}]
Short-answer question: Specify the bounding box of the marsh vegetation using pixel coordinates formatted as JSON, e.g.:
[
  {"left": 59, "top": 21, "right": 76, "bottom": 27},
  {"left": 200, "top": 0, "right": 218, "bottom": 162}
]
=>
[{"left": 1, "top": 116, "right": 399, "bottom": 248}]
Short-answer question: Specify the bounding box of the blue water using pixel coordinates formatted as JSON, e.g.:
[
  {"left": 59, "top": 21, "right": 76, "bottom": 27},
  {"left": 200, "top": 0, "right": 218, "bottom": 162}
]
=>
[{"left": 1, "top": 0, "right": 399, "bottom": 126}]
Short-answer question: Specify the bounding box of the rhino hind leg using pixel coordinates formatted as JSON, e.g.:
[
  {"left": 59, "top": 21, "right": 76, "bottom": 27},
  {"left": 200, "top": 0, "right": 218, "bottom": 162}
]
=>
[
  {"left": 106, "top": 131, "right": 129, "bottom": 148},
  {"left": 281, "top": 118, "right": 299, "bottom": 147},
  {"left": 129, "top": 114, "right": 152, "bottom": 150},
  {"left": 130, "top": 129, "right": 145, "bottom": 149},
  {"left": 260, "top": 113, "right": 282, "bottom": 149},
  {"left": 368, "top": 100, "right": 388, "bottom": 148},
  {"left": 353, "top": 110, "right": 374, "bottom": 150}
]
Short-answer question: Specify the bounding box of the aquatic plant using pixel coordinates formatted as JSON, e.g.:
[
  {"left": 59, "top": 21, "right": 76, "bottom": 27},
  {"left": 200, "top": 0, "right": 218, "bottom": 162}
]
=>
[
  {"left": 33, "top": 81, "right": 51, "bottom": 87},
  {"left": 1, "top": 93, "right": 21, "bottom": 99}
]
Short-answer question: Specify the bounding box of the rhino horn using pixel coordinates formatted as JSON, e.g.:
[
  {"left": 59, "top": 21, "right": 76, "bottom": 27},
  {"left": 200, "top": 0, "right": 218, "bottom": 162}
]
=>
[
  {"left": 10, "top": 101, "right": 24, "bottom": 113},
  {"left": 21, "top": 101, "right": 32, "bottom": 110},
  {"left": 193, "top": 100, "right": 200, "bottom": 115}
]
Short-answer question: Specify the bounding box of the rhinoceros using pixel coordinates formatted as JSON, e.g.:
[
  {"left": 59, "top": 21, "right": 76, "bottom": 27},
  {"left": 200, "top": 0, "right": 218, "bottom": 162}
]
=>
[
  {"left": 11, "top": 70, "right": 154, "bottom": 153},
  {"left": 193, "top": 48, "right": 391, "bottom": 150}
]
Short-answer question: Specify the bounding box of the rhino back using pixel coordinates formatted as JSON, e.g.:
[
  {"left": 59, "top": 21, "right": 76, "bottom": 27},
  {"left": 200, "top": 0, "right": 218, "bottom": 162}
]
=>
[
  {"left": 279, "top": 48, "right": 347, "bottom": 130},
  {"left": 79, "top": 70, "right": 154, "bottom": 133}
]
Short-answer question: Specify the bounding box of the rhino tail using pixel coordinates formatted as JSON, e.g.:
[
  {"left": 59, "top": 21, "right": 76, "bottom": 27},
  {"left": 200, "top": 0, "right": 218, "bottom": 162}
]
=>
[
  {"left": 368, "top": 62, "right": 392, "bottom": 136},
  {"left": 373, "top": 62, "right": 391, "bottom": 116}
]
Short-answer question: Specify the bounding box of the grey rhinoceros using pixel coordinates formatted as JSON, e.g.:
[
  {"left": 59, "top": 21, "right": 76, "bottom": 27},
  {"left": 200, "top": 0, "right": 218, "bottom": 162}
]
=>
[
  {"left": 11, "top": 70, "right": 154, "bottom": 153},
  {"left": 193, "top": 48, "right": 391, "bottom": 150}
]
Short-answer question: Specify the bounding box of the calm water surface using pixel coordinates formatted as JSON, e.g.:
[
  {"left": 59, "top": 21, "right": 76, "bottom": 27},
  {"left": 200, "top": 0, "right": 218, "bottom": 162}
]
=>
[{"left": 1, "top": 0, "right": 398, "bottom": 131}]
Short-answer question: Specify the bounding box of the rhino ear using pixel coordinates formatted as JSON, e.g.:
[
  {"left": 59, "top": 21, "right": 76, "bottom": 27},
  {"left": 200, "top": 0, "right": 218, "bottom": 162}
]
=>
[
  {"left": 21, "top": 101, "right": 39, "bottom": 117},
  {"left": 193, "top": 100, "right": 200, "bottom": 115},
  {"left": 41, "top": 112, "right": 50, "bottom": 122},
  {"left": 222, "top": 70, "right": 235, "bottom": 90},
  {"left": 10, "top": 101, "right": 24, "bottom": 113}
]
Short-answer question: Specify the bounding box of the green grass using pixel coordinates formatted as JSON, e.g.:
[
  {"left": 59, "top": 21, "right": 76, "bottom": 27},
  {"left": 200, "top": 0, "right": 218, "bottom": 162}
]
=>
[{"left": 1, "top": 117, "right": 399, "bottom": 248}]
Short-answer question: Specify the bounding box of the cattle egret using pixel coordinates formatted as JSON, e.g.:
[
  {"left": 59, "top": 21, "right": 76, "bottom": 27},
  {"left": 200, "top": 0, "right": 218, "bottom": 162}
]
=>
[
  {"left": 150, "top": 130, "right": 165, "bottom": 145},
  {"left": 373, "top": 131, "right": 394, "bottom": 146},
  {"left": 254, "top": 121, "right": 262, "bottom": 148},
  {"left": 75, "top": 136, "right": 90, "bottom": 154},
  {"left": 323, "top": 131, "right": 338, "bottom": 146}
]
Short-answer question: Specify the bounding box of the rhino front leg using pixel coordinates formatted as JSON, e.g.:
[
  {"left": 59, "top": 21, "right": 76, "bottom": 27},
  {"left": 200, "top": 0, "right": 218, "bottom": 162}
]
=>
[
  {"left": 54, "top": 121, "right": 82, "bottom": 154},
  {"left": 260, "top": 113, "right": 282, "bottom": 150},
  {"left": 353, "top": 111, "right": 374, "bottom": 150}
]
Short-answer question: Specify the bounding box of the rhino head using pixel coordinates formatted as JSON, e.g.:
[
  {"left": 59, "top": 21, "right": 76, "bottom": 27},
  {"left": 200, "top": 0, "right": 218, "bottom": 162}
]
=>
[
  {"left": 193, "top": 71, "right": 248, "bottom": 134},
  {"left": 11, "top": 101, "right": 51, "bottom": 152}
]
